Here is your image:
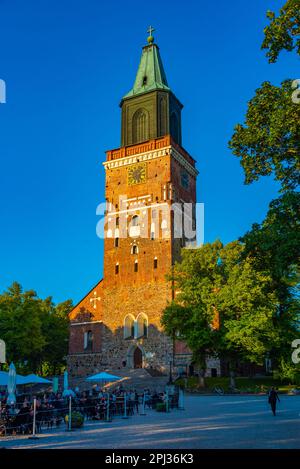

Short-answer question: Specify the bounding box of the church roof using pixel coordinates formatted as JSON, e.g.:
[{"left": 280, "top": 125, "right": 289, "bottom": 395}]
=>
[{"left": 122, "top": 40, "right": 170, "bottom": 100}]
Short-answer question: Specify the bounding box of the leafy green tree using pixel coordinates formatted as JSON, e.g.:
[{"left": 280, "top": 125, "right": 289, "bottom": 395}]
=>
[
  {"left": 0, "top": 282, "right": 72, "bottom": 374},
  {"left": 162, "top": 241, "right": 282, "bottom": 387},
  {"left": 262, "top": 0, "right": 300, "bottom": 63},
  {"left": 0, "top": 282, "right": 45, "bottom": 372},
  {"left": 39, "top": 298, "right": 72, "bottom": 375},
  {"left": 242, "top": 191, "right": 300, "bottom": 300},
  {"left": 241, "top": 192, "right": 300, "bottom": 374},
  {"left": 229, "top": 80, "right": 300, "bottom": 192}
]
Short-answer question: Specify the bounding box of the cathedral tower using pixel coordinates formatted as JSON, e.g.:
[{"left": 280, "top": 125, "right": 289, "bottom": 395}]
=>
[{"left": 68, "top": 29, "right": 198, "bottom": 375}]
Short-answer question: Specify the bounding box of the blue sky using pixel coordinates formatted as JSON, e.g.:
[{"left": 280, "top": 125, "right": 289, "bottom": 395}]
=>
[{"left": 0, "top": 0, "right": 297, "bottom": 304}]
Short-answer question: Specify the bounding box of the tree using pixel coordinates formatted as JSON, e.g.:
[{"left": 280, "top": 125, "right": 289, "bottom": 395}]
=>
[
  {"left": 162, "top": 241, "right": 282, "bottom": 386},
  {"left": 0, "top": 283, "right": 45, "bottom": 372},
  {"left": 229, "top": 80, "right": 300, "bottom": 192},
  {"left": 262, "top": 0, "right": 300, "bottom": 63},
  {"left": 39, "top": 298, "right": 72, "bottom": 375},
  {"left": 162, "top": 242, "right": 223, "bottom": 387},
  {"left": 241, "top": 192, "right": 300, "bottom": 373},
  {"left": 0, "top": 282, "right": 72, "bottom": 374},
  {"left": 242, "top": 191, "right": 300, "bottom": 297}
]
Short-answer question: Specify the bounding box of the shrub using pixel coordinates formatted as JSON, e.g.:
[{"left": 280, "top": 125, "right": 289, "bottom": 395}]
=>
[
  {"left": 65, "top": 411, "right": 84, "bottom": 428},
  {"left": 156, "top": 403, "right": 166, "bottom": 412}
]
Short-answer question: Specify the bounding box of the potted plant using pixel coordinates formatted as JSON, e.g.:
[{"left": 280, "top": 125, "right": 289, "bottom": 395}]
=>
[
  {"left": 65, "top": 411, "right": 84, "bottom": 429},
  {"left": 156, "top": 402, "right": 167, "bottom": 412}
]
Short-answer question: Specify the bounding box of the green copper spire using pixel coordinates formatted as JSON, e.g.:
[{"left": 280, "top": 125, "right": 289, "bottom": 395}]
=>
[{"left": 123, "top": 27, "right": 170, "bottom": 99}]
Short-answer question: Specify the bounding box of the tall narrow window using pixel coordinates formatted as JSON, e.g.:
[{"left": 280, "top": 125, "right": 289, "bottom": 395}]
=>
[
  {"left": 116, "top": 216, "right": 119, "bottom": 226},
  {"left": 124, "top": 314, "right": 135, "bottom": 339},
  {"left": 132, "top": 108, "right": 149, "bottom": 144},
  {"left": 154, "top": 258, "right": 158, "bottom": 269},
  {"left": 84, "top": 330, "right": 93, "bottom": 351},
  {"left": 134, "top": 260, "right": 138, "bottom": 272},
  {"left": 132, "top": 244, "right": 138, "bottom": 255},
  {"left": 150, "top": 222, "right": 155, "bottom": 240},
  {"left": 159, "top": 98, "right": 167, "bottom": 136},
  {"left": 115, "top": 263, "right": 119, "bottom": 274},
  {"left": 115, "top": 237, "right": 119, "bottom": 247},
  {"left": 136, "top": 313, "right": 148, "bottom": 338}
]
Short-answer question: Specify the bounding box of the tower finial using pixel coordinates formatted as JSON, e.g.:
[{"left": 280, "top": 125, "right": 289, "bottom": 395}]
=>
[{"left": 147, "top": 25, "right": 155, "bottom": 44}]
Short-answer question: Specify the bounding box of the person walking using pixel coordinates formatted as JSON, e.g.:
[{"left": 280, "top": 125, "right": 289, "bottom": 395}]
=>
[{"left": 268, "top": 387, "right": 280, "bottom": 416}]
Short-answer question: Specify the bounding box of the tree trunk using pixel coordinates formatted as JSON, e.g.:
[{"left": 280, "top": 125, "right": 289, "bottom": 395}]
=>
[
  {"left": 229, "top": 370, "right": 236, "bottom": 389},
  {"left": 198, "top": 368, "right": 206, "bottom": 388}
]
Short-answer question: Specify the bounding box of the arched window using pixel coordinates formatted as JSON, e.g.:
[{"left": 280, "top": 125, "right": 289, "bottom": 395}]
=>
[
  {"left": 131, "top": 215, "right": 139, "bottom": 226},
  {"left": 134, "top": 260, "right": 138, "bottom": 272},
  {"left": 114, "top": 228, "right": 120, "bottom": 247},
  {"left": 136, "top": 313, "right": 148, "bottom": 338},
  {"left": 129, "top": 215, "right": 140, "bottom": 238},
  {"left": 132, "top": 108, "right": 149, "bottom": 144},
  {"left": 84, "top": 330, "right": 93, "bottom": 351},
  {"left": 170, "top": 112, "right": 179, "bottom": 144},
  {"left": 124, "top": 314, "right": 135, "bottom": 339},
  {"left": 131, "top": 244, "right": 138, "bottom": 255},
  {"left": 150, "top": 222, "right": 155, "bottom": 240}
]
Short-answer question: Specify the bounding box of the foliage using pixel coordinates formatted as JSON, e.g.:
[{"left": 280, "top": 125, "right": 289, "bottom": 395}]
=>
[
  {"left": 262, "top": 0, "right": 300, "bottom": 63},
  {"left": 241, "top": 191, "right": 300, "bottom": 369},
  {"left": 156, "top": 403, "right": 167, "bottom": 412},
  {"left": 162, "top": 241, "right": 283, "bottom": 373},
  {"left": 65, "top": 411, "right": 84, "bottom": 428},
  {"left": 229, "top": 80, "right": 300, "bottom": 192},
  {"left": 0, "top": 282, "right": 72, "bottom": 374},
  {"left": 176, "top": 376, "right": 298, "bottom": 393},
  {"left": 273, "top": 357, "right": 300, "bottom": 384}
]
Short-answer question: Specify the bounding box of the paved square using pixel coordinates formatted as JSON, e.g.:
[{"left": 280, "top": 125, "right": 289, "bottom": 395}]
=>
[{"left": 1, "top": 395, "right": 299, "bottom": 449}]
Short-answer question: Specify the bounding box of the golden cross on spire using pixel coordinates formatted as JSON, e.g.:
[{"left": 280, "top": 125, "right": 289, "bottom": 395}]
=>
[{"left": 147, "top": 25, "right": 155, "bottom": 44}]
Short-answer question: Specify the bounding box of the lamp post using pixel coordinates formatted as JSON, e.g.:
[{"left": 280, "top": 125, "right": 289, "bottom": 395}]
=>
[{"left": 167, "top": 360, "right": 173, "bottom": 385}]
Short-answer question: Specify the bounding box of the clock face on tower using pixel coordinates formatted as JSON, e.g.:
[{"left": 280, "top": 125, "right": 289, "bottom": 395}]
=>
[{"left": 128, "top": 163, "right": 147, "bottom": 185}]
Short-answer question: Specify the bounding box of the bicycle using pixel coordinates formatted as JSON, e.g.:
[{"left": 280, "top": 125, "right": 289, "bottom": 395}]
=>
[{"left": 213, "top": 386, "right": 224, "bottom": 395}]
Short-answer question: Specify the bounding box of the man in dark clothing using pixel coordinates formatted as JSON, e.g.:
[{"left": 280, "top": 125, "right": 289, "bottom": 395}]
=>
[{"left": 268, "top": 387, "right": 280, "bottom": 416}]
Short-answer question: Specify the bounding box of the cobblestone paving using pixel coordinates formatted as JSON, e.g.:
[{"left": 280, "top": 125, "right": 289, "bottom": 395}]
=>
[{"left": 1, "top": 395, "right": 299, "bottom": 449}]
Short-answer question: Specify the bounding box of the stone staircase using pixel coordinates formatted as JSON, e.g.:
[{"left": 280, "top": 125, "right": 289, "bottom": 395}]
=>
[
  {"left": 59, "top": 368, "right": 169, "bottom": 394},
  {"left": 103, "top": 368, "right": 169, "bottom": 393}
]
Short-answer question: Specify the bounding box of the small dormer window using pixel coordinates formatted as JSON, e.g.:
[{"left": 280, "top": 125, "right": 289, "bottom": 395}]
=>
[{"left": 142, "top": 76, "right": 147, "bottom": 86}]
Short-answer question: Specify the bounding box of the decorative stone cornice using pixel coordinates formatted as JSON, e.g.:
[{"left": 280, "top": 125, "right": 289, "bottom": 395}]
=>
[{"left": 103, "top": 145, "right": 198, "bottom": 178}]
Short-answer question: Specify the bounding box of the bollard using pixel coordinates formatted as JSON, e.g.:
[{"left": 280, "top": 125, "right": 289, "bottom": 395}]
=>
[
  {"left": 28, "top": 398, "right": 39, "bottom": 439},
  {"left": 122, "top": 392, "right": 128, "bottom": 419},
  {"left": 66, "top": 395, "right": 73, "bottom": 432},
  {"left": 69, "top": 396, "right": 72, "bottom": 431},
  {"left": 106, "top": 393, "right": 112, "bottom": 422},
  {"left": 178, "top": 388, "right": 185, "bottom": 410},
  {"left": 166, "top": 389, "right": 169, "bottom": 413},
  {"left": 140, "top": 392, "right": 146, "bottom": 416}
]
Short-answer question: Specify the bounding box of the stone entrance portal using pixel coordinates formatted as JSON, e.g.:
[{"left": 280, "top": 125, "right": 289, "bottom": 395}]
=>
[
  {"left": 133, "top": 347, "right": 143, "bottom": 368},
  {"left": 126, "top": 344, "right": 144, "bottom": 369}
]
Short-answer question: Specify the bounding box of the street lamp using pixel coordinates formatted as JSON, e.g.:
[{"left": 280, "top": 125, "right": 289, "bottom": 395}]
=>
[{"left": 167, "top": 360, "right": 173, "bottom": 385}]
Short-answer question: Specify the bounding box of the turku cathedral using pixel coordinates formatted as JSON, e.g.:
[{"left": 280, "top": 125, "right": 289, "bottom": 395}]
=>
[{"left": 67, "top": 30, "right": 220, "bottom": 378}]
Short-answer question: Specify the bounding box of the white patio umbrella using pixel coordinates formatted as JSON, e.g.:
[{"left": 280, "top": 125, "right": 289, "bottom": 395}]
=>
[{"left": 7, "top": 362, "right": 17, "bottom": 405}]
